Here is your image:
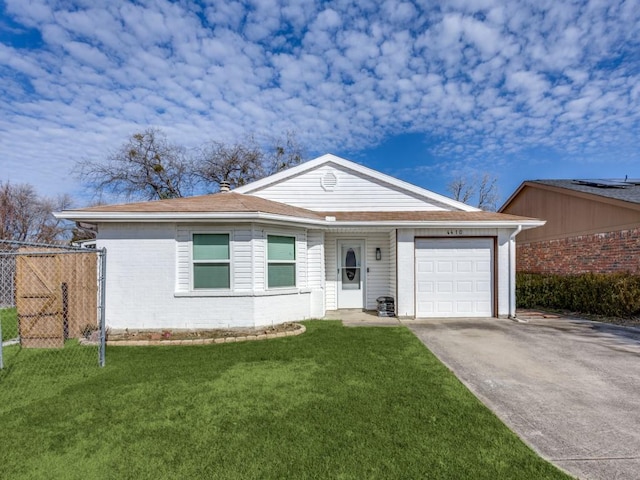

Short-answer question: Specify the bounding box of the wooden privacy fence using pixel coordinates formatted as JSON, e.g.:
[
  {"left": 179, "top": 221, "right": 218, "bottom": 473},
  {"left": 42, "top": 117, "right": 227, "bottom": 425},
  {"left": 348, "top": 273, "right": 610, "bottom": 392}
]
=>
[{"left": 15, "top": 248, "right": 98, "bottom": 348}]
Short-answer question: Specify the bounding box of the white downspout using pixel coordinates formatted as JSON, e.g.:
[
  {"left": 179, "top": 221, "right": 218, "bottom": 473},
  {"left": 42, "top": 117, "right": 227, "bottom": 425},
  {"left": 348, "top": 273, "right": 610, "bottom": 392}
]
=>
[{"left": 509, "top": 225, "right": 522, "bottom": 319}]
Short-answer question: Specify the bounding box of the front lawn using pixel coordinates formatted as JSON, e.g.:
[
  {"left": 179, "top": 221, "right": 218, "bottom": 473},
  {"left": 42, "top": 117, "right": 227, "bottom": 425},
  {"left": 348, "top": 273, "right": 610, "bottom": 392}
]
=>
[
  {"left": 1, "top": 307, "right": 18, "bottom": 340},
  {"left": 0, "top": 321, "right": 570, "bottom": 479}
]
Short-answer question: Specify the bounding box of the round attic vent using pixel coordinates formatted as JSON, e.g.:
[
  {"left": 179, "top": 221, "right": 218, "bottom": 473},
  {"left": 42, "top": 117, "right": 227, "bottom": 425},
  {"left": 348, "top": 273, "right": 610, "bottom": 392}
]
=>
[{"left": 321, "top": 171, "right": 338, "bottom": 191}]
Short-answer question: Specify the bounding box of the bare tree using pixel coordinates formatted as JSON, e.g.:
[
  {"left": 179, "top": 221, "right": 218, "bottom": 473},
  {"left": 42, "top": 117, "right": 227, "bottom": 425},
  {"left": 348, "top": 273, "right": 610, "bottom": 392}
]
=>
[
  {"left": 477, "top": 174, "right": 499, "bottom": 211},
  {"left": 194, "top": 132, "right": 305, "bottom": 191},
  {"left": 0, "top": 181, "right": 72, "bottom": 243},
  {"left": 447, "top": 173, "right": 499, "bottom": 211},
  {"left": 79, "top": 129, "right": 306, "bottom": 199},
  {"left": 194, "top": 137, "right": 264, "bottom": 190},
  {"left": 447, "top": 177, "right": 475, "bottom": 204},
  {"left": 263, "top": 131, "right": 304, "bottom": 176},
  {"left": 78, "top": 128, "right": 195, "bottom": 201}
]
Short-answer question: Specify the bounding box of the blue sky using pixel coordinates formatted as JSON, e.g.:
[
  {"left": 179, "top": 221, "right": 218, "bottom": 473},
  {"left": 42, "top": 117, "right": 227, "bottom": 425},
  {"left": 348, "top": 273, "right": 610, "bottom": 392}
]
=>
[{"left": 1, "top": 0, "right": 640, "bottom": 208}]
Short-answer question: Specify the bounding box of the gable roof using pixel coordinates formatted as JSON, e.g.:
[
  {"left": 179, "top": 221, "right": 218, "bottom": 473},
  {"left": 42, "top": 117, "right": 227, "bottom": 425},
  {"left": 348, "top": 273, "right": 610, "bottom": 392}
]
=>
[
  {"left": 500, "top": 179, "right": 640, "bottom": 213},
  {"left": 58, "top": 191, "right": 542, "bottom": 228},
  {"left": 67, "top": 192, "right": 325, "bottom": 220},
  {"left": 56, "top": 192, "right": 324, "bottom": 220},
  {"left": 234, "top": 153, "right": 480, "bottom": 213}
]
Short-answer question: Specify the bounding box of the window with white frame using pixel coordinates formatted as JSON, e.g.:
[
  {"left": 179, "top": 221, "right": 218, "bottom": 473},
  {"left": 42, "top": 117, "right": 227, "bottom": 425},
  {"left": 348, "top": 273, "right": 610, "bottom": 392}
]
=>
[
  {"left": 192, "top": 233, "right": 230, "bottom": 289},
  {"left": 267, "top": 235, "right": 296, "bottom": 288}
]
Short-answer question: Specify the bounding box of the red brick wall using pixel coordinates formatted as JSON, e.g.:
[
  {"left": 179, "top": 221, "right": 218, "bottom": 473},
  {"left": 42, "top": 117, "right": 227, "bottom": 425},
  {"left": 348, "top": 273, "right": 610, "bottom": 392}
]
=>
[{"left": 517, "top": 227, "right": 640, "bottom": 274}]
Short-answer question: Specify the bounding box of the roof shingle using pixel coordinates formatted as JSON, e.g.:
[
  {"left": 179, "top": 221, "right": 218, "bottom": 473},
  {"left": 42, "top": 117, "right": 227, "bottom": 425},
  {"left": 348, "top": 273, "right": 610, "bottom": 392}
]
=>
[
  {"left": 531, "top": 180, "right": 640, "bottom": 205},
  {"left": 66, "top": 192, "right": 539, "bottom": 224},
  {"left": 71, "top": 192, "right": 326, "bottom": 220}
]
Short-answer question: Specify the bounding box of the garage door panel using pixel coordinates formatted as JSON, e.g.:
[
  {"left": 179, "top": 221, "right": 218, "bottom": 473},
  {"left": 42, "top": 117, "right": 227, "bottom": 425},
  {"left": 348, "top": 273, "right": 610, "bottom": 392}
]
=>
[
  {"left": 417, "top": 281, "right": 434, "bottom": 293},
  {"left": 436, "top": 302, "right": 453, "bottom": 314},
  {"left": 417, "top": 261, "right": 434, "bottom": 273},
  {"left": 437, "top": 261, "right": 453, "bottom": 272},
  {"left": 457, "top": 261, "right": 472, "bottom": 272},
  {"left": 457, "top": 301, "right": 473, "bottom": 313},
  {"left": 416, "top": 238, "right": 493, "bottom": 318},
  {"left": 476, "top": 261, "right": 491, "bottom": 272}
]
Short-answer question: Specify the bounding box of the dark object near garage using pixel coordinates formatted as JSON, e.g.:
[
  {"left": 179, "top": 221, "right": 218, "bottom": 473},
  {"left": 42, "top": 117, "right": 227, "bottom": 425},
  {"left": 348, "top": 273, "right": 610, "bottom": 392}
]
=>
[{"left": 377, "top": 296, "right": 395, "bottom": 317}]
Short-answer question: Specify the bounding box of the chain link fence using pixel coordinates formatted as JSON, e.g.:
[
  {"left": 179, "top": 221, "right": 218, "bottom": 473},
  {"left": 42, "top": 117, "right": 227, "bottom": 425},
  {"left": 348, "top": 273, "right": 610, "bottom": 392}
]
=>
[{"left": 0, "top": 240, "right": 106, "bottom": 381}]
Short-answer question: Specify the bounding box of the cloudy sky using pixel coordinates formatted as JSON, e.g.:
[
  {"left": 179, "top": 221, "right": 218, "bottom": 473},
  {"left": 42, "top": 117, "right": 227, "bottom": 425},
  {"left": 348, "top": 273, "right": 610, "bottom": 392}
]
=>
[{"left": 1, "top": 0, "right": 640, "bottom": 207}]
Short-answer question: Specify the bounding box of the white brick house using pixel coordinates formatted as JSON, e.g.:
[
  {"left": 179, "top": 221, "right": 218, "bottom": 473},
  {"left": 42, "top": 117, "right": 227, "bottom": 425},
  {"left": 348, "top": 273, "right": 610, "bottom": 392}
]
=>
[{"left": 58, "top": 154, "right": 543, "bottom": 329}]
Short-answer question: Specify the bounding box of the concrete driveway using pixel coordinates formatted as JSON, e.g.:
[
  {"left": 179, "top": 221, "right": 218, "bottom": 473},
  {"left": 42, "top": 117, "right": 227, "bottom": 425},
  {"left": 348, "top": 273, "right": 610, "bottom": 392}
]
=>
[{"left": 406, "top": 315, "right": 640, "bottom": 480}]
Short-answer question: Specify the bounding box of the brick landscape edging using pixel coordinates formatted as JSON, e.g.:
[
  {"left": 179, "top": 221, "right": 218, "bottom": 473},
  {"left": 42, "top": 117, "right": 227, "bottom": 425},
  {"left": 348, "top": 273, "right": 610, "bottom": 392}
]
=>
[{"left": 105, "top": 324, "right": 306, "bottom": 347}]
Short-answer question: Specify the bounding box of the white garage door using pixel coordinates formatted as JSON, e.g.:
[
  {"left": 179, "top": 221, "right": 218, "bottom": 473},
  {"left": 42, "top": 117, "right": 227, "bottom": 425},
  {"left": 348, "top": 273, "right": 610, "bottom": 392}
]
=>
[{"left": 415, "top": 238, "right": 493, "bottom": 318}]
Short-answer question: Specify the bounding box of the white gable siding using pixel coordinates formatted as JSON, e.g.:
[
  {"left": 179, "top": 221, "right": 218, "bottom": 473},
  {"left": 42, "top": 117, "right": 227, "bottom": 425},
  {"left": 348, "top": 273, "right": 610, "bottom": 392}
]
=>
[{"left": 248, "top": 164, "right": 451, "bottom": 212}]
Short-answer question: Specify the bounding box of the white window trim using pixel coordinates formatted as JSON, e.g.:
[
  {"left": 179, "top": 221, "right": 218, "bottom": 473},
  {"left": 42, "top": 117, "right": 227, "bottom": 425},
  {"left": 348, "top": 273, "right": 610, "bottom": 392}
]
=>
[
  {"left": 266, "top": 233, "right": 297, "bottom": 289},
  {"left": 191, "top": 231, "right": 233, "bottom": 291}
]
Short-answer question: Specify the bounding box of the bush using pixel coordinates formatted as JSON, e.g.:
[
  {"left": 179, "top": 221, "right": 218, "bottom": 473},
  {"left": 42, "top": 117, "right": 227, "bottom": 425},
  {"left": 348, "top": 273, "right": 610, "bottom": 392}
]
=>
[{"left": 517, "top": 272, "right": 640, "bottom": 318}]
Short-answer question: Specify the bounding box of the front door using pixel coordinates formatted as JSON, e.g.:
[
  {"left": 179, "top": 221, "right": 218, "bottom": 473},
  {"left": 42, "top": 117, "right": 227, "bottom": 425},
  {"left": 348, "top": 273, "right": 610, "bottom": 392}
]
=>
[{"left": 337, "top": 240, "right": 364, "bottom": 309}]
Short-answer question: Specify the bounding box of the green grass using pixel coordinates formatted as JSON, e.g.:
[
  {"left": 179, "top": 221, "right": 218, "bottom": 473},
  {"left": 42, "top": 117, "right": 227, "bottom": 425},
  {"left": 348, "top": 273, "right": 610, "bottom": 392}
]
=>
[
  {"left": 1, "top": 307, "right": 18, "bottom": 340},
  {"left": 0, "top": 321, "right": 570, "bottom": 479}
]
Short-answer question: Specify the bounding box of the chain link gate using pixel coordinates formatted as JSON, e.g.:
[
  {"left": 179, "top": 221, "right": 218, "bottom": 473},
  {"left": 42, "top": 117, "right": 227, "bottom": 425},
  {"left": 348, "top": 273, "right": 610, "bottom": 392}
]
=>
[{"left": 0, "top": 240, "right": 106, "bottom": 378}]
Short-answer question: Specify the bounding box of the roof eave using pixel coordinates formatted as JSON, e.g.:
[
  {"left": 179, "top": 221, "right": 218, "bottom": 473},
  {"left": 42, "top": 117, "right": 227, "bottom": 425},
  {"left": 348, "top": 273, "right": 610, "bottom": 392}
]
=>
[
  {"left": 326, "top": 220, "right": 545, "bottom": 229},
  {"left": 55, "top": 211, "right": 328, "bottom": 226}
]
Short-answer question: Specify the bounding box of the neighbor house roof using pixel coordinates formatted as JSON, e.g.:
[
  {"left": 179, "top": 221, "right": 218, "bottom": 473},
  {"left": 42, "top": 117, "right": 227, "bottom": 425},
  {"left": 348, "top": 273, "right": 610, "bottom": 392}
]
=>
[{"left": 500, "top": 179, "right": 640, "bottom": 212}]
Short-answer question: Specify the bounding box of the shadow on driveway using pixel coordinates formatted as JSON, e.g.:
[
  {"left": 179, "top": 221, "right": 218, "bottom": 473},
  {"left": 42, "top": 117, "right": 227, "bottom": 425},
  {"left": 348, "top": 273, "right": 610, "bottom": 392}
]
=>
[{"left": 406, "top": 316, "right": 640, "bottom": 480}]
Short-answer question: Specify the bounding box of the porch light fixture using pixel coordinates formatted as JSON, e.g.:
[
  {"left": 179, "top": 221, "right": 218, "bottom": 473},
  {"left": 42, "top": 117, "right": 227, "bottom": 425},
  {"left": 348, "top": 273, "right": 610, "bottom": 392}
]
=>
[{"left": 375, "top": 247, "right": 382, "bottom": 261}]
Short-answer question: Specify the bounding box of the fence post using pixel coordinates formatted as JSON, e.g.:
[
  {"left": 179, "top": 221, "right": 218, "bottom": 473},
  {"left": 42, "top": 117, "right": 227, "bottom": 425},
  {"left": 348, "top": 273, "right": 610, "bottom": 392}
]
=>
[{"left": 98, "top": 248, "right": 107, "bottom": 367}]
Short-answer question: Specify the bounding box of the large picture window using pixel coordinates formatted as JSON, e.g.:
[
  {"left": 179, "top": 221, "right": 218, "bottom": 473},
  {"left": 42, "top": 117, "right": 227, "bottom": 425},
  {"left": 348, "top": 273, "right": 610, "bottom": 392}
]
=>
[
  {"left": 193, "top": 233, "right": 230, "bottom": 289},
  {"left": 267, "top": 235, "right": 296, "bottom": 288}
]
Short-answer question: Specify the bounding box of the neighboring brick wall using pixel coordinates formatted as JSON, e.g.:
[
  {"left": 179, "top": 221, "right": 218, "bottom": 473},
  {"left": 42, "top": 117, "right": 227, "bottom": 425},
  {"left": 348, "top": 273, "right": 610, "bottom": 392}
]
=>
[{"left": 517, "top": 227, "right": 640, "bottom": 274}]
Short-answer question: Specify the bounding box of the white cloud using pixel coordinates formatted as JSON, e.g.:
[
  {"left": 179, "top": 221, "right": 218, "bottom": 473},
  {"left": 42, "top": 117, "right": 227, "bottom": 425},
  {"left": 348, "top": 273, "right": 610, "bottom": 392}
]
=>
[{"left": 1, "top": 0, "right": 640, "bottom": 200}]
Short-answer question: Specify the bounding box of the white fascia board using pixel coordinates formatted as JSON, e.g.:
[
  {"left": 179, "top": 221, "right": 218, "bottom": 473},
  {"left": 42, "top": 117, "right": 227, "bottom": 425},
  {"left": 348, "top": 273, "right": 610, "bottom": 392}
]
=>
[
  {"left": 326, "top": 220, "right": 546, "bottom": 229},
  {"left": 55, "top": 211, "right": 328, "bottom": 227},
  {"left": 234, "top": 153, "right": 480, "bottom": 212}
]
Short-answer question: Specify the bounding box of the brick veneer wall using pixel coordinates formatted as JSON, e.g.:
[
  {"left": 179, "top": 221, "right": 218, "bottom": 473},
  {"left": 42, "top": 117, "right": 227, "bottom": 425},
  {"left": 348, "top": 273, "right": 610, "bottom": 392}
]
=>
[{"left": 517, "top": 227, "right": 640, "bottom": 274}]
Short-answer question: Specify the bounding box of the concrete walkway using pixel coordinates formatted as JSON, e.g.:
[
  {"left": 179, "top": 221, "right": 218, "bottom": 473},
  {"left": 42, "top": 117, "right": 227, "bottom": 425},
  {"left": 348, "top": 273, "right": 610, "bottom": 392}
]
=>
[
  {"left": 323, "top": 309, "right": 401, "bottom": 326},
  {"left": 407, "top": 315, "right": 640, "bottom": 480}
]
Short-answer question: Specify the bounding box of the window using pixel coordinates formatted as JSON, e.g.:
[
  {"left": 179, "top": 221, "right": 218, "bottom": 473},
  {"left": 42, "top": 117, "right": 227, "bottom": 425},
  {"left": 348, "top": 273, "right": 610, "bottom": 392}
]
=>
[
  {"left": 267, "top": 235, "right": 296, "bottom": 288},
  {"left": 192, "top": 233, "right": 230, "bottom": 289}
]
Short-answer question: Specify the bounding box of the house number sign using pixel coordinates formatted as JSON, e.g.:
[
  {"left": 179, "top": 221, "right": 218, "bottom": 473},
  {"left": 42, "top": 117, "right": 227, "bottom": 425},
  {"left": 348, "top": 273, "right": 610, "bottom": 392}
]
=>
[{"left": 446, "top": 229, "right": 464, "bottom": 235}]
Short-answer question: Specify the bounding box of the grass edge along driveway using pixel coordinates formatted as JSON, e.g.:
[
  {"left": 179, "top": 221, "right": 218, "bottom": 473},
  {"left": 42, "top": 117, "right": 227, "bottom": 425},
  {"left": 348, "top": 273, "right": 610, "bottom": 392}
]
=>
[{"left": 0, "top": 321, "right": 571, "bottom": 480}]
